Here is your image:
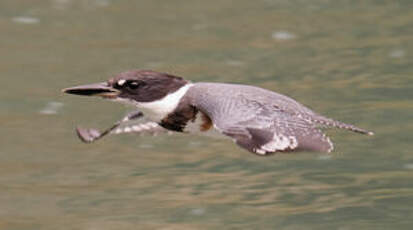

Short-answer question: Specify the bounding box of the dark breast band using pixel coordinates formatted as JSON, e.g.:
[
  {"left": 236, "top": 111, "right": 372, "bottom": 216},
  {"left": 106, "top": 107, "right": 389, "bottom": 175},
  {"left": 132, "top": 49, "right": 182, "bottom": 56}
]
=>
[
  {"left": 160, "top": 105, "right": 198, "bottom": 132},
  {"left": 160, "top": 103, "right": 213, "bottom": 133}
]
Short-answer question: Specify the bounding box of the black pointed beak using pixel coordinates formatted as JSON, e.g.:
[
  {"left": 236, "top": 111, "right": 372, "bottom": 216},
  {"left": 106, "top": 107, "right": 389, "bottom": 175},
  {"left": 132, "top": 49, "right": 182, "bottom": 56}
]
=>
[{"left": 62, "top": 82, "right": 120, "bottom": 98}]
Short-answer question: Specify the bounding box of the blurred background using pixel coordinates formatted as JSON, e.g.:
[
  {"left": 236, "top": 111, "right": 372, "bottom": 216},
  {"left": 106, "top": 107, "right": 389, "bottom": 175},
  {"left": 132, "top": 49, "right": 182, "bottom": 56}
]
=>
[{"left": 1, "top": 0, "right": 412, "bottom": 229}]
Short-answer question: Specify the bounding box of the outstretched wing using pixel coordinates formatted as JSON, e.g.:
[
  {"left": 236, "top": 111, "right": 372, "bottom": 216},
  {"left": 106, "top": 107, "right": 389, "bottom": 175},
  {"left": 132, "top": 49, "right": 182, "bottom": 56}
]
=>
[
  {"left": 187, "top": 83, "right": 333, "bottom": 155},
  {"left": 110, "top": 118, "right": 170, "bottom": 136},
  {"left": 215, "top": 105, "right": 333, "bottom": 155},
  {"left": 75, "top": 111, "right": 170, "bottom": 143}
]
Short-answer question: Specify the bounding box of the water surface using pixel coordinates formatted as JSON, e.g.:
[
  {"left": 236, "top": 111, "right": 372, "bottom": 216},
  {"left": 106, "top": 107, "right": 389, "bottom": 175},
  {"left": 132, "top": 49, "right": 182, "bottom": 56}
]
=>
[{"left": 1, "top": 0, "right": 412, "bottom": 229}]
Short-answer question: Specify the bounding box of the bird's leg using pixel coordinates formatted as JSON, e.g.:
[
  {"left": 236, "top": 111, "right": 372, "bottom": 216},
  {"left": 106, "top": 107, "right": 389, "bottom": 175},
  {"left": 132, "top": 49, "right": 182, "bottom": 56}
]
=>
[{"left": 76, "top": 110, "right": 143, "bottom": 143}]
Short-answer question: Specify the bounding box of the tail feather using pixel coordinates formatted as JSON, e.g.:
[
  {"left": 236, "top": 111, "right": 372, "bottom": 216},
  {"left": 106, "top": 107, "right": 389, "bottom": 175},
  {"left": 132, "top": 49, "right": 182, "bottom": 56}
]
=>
[
  {"left": 307, "top": 116, "right": 374, "bottom": 136},
  {"left": 330, "top": 120, "right": 374, "bottom": 135}
]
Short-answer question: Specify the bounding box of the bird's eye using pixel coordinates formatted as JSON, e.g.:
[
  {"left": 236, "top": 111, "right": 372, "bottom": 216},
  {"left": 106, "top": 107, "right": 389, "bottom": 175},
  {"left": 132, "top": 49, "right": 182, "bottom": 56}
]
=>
[{"left": 127, "top": 81, "right": 140, "bottom": 89}]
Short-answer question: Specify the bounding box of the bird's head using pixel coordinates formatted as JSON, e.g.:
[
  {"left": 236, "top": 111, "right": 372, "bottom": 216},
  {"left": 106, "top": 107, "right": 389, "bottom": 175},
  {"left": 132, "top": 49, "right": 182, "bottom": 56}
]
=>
[
  {"left": 63, "top": 69, "right": 189, "bottom": 103},
  {"left": 63, "top": 70, "right": 192, "bottom": 121}
]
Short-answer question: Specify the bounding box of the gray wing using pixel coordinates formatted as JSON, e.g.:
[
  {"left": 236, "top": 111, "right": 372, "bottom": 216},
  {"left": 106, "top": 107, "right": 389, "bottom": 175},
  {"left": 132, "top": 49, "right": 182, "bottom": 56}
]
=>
[
  {"left": 218, "top": 107, "right": 333, "bottom": 155},
  {"left": 110, "top": 118, "right": 170, "bottom": 136},
  {"left": 187, "top": 83, "right": 333, "bottom": 155},
  {"left": 212, "top": 99, "right": 333, "bottom": 155},
  {"left": 75, "top": 111, "right": 170, "bottom": 143}
]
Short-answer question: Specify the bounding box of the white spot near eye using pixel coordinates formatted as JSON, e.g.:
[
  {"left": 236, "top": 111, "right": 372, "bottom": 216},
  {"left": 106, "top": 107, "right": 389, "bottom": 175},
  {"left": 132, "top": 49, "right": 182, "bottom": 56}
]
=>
[{"left": 117, "top": 79, "right": 126, "bottom": 86}]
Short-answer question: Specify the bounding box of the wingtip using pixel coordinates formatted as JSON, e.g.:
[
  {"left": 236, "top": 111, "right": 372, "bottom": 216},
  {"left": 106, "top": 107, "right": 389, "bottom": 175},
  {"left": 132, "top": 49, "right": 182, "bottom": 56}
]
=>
[
  {"left": 76, "top": 126, "right": 100, "bottom": 143},
  {"left": 367, "top": 131, "right": 374, "bottom": 136}
]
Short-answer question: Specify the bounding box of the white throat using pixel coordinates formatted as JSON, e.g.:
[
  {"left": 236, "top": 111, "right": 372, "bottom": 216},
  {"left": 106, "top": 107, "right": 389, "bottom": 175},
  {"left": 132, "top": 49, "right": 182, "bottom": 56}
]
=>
[{"left": 124, "top": 83, "right": 193, "bottom": 122}]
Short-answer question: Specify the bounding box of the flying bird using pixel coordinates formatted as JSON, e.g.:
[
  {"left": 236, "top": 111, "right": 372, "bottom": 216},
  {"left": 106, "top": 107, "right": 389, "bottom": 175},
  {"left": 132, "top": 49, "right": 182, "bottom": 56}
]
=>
[{"left": 63, "top": 70, "right": 373, "bottom": 156}]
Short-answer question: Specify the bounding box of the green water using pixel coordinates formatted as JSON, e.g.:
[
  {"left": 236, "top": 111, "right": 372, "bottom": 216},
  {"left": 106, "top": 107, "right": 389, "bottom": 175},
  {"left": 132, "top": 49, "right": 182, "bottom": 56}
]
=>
[{"left": 1, "top": 0, "right": 412, "bottom": 229}]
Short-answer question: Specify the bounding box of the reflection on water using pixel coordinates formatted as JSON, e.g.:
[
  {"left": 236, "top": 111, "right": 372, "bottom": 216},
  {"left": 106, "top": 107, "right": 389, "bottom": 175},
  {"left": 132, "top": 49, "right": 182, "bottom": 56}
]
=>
[
  {"left": 39, "top": 101, "right": 64, "bottom": 115},
  {"left": 272, "top": 31, "right": 296, "bottom": 40},
  {"left": 11, "top": 16, "right": 40, "bottom": 24},
  {"left": 1, "top": 0, "right": 412, "bottom": 229}
]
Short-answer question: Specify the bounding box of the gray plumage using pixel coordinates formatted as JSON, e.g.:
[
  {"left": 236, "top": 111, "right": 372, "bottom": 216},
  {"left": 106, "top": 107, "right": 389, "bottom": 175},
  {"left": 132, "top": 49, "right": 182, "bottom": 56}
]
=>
[
  {"left": 63, "top": 69, "right": 373, "bottom": 156},
  {"left": 185, "top": 82, "right": 372, "bottom": 155}
]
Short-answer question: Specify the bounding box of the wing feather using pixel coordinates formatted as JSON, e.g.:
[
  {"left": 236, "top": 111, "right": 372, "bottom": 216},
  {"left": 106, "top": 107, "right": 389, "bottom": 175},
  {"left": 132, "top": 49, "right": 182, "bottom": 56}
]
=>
[
  {"left": 187, "top": 84, "right": 333, "bottom": 155},
  {"left": 110, "top": 118, "right": 169, "bottom": 136},
  {"left": 217, "top": 110, "right": 333, "bottom": 155}
]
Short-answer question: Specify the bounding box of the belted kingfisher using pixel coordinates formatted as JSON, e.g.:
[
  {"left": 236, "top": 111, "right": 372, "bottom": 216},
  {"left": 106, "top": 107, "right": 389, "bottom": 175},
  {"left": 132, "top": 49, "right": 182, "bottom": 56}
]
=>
[{"left": 63, "top": 70, "right": 373, "bottom": 156}]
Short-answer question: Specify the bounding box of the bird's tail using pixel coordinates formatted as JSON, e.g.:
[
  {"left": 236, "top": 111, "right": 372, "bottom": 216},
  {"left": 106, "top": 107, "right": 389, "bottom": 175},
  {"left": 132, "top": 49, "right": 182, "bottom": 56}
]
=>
[{"left": 310, "top": 116, "right": 374, "bottom": 136}]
